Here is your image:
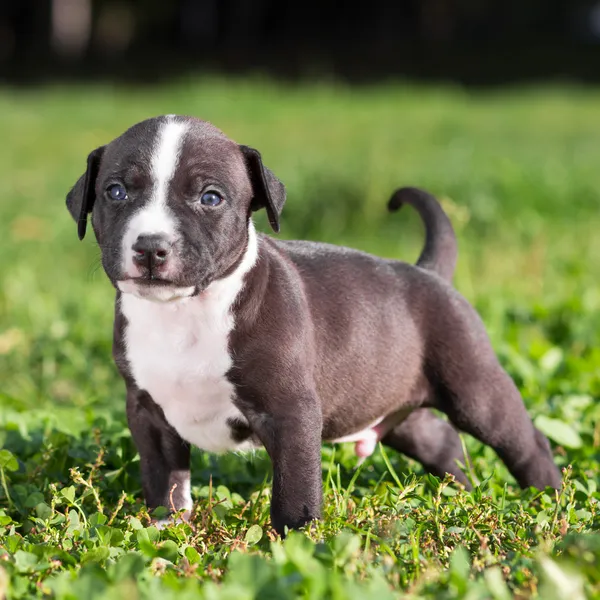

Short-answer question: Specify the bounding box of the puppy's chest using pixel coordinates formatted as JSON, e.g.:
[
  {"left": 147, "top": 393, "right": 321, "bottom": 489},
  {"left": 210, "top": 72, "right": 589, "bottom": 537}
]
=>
[{"left": 121, "top": 297, "right": 255, "bottom": 453}]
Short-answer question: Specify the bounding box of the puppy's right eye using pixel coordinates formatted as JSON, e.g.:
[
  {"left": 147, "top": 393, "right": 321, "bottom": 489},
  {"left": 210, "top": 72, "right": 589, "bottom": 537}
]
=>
[
  {"left": 200, "top": 191, "right": 223, "bottom": 207},
  {"left": 107, "top": 184, "right": 128, "bottom": 201}
]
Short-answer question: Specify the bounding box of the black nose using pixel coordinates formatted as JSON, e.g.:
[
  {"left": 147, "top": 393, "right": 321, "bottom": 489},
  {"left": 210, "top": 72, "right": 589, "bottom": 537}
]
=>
[{"left": 132, "top": 234, "right": 172, "bottom": 270}]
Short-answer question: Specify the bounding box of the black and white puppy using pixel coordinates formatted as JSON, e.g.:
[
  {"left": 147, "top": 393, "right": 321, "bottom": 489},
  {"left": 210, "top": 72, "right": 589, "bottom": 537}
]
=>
[{"left": 66, "top": 116, "right": 561, "bottom": 535}]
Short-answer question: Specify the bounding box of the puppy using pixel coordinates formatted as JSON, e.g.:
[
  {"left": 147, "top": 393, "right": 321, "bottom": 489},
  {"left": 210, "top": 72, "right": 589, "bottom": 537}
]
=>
[{"left": 66, "top": 116, "right": 561, "bottom": 535}]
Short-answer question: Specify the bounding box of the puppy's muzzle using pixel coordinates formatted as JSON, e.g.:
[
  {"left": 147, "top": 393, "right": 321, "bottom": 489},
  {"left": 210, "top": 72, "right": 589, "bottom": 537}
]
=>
[{"left": 132, "top": 234, "right": 172, "bottom": 277}]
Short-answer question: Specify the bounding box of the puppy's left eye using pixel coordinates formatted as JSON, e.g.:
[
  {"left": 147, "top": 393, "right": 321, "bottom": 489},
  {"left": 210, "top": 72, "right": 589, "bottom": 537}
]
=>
[
  {"left": 200, "top": 191, "right": 223, "bottom": 207},
  {"left": 107, "top": 184, "right": 128, "bottom": 201}
]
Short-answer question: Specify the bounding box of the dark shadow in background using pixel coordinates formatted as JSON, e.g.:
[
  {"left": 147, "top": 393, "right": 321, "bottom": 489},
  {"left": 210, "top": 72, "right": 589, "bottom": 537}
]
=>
[{"left": 2, "top": 0, "right": 600, "bottom": 86}]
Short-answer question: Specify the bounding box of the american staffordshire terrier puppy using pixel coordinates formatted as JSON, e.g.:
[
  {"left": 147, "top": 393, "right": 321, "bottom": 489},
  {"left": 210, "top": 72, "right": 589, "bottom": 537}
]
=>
[{"left": 66, "top": 116, "right": 561, "bottom": 535}]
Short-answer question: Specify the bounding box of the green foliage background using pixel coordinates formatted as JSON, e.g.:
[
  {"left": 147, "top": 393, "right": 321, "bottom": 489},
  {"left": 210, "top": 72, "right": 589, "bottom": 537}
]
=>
[{"left": 0, "top": 79, "right": 599, "bottom": 598}]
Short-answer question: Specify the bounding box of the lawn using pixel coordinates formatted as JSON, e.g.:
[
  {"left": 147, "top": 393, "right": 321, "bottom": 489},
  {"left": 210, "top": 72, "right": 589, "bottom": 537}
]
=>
[{"left": 0, "top": 78, "right": 599, "bottom": 599}]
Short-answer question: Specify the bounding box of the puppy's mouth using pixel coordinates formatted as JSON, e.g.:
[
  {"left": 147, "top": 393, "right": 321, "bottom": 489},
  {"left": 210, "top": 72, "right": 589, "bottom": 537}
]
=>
[
  {"left": 127, "top": 276, "right": 175, "bottom": 286},
  {"left": 117, "top": 277, "right": 199, "bottom": 302}
]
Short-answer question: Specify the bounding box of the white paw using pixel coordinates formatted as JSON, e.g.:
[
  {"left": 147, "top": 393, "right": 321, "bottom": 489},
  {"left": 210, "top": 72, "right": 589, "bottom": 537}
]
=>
[{"left": 154, "top": 514, "right": 189, "bottom": 529}]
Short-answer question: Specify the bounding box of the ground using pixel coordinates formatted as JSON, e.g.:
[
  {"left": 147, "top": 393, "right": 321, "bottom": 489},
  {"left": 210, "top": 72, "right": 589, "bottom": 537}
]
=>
[{"left": 0, "top": 79, "right": 599, "bottom": 599}]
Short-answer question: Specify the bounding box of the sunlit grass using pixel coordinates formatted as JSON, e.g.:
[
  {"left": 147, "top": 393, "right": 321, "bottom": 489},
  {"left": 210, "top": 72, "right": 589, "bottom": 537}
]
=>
[{"left": 1, "top": 79, "right": 599, "bottom": 599}]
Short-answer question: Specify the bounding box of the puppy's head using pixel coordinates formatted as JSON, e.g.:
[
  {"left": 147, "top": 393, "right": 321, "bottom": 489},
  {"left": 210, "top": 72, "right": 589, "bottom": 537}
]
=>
[{"left": 66, "top": 116, "right": 285, "bottom": 301}]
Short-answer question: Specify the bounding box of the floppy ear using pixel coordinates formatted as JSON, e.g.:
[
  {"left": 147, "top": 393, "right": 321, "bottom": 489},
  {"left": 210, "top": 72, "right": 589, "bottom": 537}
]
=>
[
  {"left": 66, "top": 146, "right": 105, "bottom": 240},
  {"left": 239, "top": 145, "right": 286, "bottom": 233}
]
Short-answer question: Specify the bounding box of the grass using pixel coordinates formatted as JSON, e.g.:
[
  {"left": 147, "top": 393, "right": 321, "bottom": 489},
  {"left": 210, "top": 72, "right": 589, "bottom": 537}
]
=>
[{"left": 1, "top": 77, "right": 600, "bottom": 599}]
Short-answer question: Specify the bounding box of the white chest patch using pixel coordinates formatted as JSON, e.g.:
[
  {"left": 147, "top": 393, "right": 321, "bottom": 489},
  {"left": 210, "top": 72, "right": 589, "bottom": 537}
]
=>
[{"left": 121, "top": 224, "right": 260, "bottom": 453}]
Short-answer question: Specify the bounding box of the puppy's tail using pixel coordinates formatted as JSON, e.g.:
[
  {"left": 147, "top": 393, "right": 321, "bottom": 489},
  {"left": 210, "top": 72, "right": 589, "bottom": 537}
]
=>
[{"left": 388, "top": 187, "right": 457, "bottom": 282}]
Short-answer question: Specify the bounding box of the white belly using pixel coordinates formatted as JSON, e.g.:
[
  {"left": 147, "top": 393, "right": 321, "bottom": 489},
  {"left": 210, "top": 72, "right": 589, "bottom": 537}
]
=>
[{"left": 122, "top": 292, "right": 257, "bottom": 453}]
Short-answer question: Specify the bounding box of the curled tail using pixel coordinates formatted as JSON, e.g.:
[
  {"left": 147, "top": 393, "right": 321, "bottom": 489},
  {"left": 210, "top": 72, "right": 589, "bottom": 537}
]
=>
[{"left": 388, "top": 186, "right": 457, "bottom": 282}]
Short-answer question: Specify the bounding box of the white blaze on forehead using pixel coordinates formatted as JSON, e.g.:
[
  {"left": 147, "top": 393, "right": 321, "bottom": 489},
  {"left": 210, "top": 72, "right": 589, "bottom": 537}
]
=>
[
  {"left": 121, "top": 118, "right": 188, "bottom": 277},
  {"left": 151, "top": 118, "right": 188, "bottom": 216}
]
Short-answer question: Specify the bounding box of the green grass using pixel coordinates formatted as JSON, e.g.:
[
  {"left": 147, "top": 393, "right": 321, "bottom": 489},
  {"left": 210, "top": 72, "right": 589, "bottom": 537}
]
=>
[{"left": 1, "top": 78, "right": 600, "bottom": 599}]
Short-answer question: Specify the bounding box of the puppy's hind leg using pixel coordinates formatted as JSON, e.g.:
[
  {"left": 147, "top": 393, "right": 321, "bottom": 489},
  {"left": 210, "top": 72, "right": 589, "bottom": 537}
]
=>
[
  {"left": 434, "top": 359, "right": 562, "bottom": 490},
  {"left": 382, "top": 408, "right": 471, "bottom": 487}
]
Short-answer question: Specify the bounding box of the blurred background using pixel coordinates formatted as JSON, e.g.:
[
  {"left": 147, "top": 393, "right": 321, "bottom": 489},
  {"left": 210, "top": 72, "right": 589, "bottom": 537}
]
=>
[
  {"left": 4, "top": 0, "right": 600, "bottom": 83},
  {"left": 1, "top": 0, "right": 600, "bottom": 486}
]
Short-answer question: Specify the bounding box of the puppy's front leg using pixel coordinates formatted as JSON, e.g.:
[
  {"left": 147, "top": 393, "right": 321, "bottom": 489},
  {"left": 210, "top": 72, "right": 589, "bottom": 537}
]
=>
[
  {"left": 126, "top": 387, "right": 192, "bottom": 520},
  {"left": 250, "top": 394, "right": 323, "bottom": 536}
]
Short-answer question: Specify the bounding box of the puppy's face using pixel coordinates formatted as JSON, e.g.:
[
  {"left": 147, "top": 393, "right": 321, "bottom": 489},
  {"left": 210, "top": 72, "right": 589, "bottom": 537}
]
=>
[{"left": 66, "top": 116, "right": 285, "bottom": 301}]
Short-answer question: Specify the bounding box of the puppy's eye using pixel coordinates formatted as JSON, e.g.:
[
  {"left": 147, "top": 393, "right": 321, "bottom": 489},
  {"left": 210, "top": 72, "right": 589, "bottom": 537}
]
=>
[
  {"left": 200, "top": 191, "right": 223, "bottom": 207},
  {"left": 107, "top": 184, "right": 128, "bottom": 201}
]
